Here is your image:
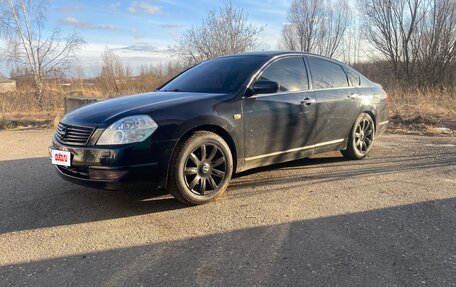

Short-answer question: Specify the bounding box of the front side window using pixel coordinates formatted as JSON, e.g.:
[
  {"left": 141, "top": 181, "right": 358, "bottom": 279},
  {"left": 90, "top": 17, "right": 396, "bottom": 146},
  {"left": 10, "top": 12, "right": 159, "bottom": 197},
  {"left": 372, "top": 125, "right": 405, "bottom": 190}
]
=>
[
  {"left": 307, "top": 57, "right": 349, "bottom": 89},
  {"left": 258, "top": 57, "right": 309, "bottom": 92}
]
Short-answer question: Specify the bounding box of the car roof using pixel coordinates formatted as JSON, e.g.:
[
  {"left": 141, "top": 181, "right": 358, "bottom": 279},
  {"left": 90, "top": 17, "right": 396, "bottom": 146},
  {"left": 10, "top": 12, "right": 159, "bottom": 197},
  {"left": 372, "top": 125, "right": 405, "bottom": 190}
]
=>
[{"left": 220, "top": 50, "right": 347, "bottom": 66}]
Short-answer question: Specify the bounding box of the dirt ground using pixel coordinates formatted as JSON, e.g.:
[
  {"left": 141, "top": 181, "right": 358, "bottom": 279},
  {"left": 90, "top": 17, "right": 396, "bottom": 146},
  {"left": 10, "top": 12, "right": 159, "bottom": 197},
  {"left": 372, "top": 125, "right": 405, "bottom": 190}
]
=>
[{"left": 0, "top": 129, "right": 455, "bottom": 286}]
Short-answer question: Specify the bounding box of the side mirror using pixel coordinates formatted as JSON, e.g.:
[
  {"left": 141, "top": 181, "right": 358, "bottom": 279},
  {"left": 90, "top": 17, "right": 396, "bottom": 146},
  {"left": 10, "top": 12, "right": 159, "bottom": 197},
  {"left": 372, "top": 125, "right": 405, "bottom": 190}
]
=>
[{"left": 252, "top": 80, "right": 279, "bottom": 95}]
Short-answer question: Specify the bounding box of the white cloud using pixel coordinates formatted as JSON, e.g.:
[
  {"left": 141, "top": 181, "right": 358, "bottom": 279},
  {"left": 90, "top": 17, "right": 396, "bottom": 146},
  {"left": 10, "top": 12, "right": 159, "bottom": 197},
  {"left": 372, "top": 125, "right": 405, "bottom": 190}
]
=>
[
  {"left": 127, "top": 2, "right": 160, "bottom": 15},
  {"left": 61, "top": 17, "right": 119, "bottom": 31},
  {"left": 75, "top": 43, "right": 174, "bottom": 76},
  {"left": 159, "top": 23, "right": 182, "bottom": 29},
  {"left": 114, "top": 44, "right": 174, "bottom": 53}
]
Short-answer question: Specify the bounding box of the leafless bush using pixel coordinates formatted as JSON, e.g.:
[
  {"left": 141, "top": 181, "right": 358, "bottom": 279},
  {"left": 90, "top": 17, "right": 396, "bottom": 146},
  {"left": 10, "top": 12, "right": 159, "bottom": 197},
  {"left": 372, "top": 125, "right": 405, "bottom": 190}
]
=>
[
  {"left": 281, "top": 0, "right": 351, "bottom": 57},
  {"left": 94, "top": 49, "right": 184, "bottom": 97},
  {"left": 175, "top": 2, "right": 264, "bottom": 65},
  {"left": 96, "top": 48, "right": 128, "bottom": 97}
]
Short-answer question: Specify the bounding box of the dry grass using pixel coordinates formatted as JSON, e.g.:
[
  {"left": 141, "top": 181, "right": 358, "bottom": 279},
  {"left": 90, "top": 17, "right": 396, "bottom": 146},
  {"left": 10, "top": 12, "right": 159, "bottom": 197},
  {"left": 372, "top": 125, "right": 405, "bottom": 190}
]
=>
[
  {"left": 0, "top": 75, "right": 169, "bottom": 129},
  {"left": 0, "top": 90, "right": 62, "bottom": 129},
  {"left": 386, "top": 86, "right": 456, "bottom": 135},
  {"left": 1, "top": 81, "right": 455, "bottom": 134}
]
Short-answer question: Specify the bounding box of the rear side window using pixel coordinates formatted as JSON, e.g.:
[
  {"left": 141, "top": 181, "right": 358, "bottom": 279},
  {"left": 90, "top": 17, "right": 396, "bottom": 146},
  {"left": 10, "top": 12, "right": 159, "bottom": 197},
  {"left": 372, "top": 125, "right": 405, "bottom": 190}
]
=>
[
  {"left": 259, "top": 57, "right": 309, "bottom": 92},
  {"left": 346, "top": 69, "right": 361, "bottom": 87},
  {"left": 307, "top": 57, "right": 349, "bottom": 89}
]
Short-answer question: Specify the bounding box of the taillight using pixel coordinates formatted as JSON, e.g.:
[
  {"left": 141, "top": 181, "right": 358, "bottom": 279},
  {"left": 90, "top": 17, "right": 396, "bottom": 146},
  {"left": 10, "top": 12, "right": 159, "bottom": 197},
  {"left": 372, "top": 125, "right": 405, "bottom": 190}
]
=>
[{"left": 384, "top": 91, "right": 389, "bottom": 105}]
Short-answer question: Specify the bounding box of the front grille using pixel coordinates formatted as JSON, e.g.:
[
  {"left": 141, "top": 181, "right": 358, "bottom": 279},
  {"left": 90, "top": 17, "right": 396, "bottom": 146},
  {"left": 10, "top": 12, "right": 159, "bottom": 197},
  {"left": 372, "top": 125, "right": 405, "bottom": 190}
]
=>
[{"left": 56, "top": 122, "right": 95, "bottom": 146}]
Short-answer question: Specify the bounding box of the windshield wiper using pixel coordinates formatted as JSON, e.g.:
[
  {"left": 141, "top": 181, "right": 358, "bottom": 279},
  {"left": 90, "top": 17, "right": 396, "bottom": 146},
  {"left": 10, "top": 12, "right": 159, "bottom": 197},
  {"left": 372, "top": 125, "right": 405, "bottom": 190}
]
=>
[{"left": 160, "top": 88, "right": 181, "bottom": 92}]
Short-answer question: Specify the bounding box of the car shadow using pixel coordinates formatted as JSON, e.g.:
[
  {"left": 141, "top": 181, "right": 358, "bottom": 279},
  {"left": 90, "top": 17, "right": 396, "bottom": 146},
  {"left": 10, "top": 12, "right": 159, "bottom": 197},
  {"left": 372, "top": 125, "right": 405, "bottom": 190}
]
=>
[
  {"left": 0, "top": 149, "right": 454, "bottom": 234},
  {"left": 229, "top": 150, "right": 455, "bottom": 195},
  {"left": 1, "top": 197, "right": 455, "bottom": 285},
  {"left": 0, "top": 157, "right": 186, "bottom": 234}
]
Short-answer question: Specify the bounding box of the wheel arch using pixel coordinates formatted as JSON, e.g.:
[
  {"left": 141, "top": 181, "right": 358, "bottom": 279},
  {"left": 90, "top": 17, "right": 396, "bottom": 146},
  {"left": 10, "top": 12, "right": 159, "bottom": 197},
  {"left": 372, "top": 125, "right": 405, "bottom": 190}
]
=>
[
  {"left": 358, "top": 107, "right": 377, "bottom": 130},
  {"left": 363, "top": 110, "right": 377, "bottom": 131},
  {"left": 341, "top": 109, "right": 377, "bottom": 160},
  {"left": 179, "top": 124, "right": 238, "bottom": 168},
  {"left": 165, "top": 124, "right": 238, "bottom": 187}
]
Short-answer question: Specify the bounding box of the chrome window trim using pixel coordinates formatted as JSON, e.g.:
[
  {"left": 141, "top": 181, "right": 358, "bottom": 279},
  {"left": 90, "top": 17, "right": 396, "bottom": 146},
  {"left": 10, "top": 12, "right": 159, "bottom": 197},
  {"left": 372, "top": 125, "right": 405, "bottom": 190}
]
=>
[
  {"left": 248, "top": 55, "right": 311, "bottom": 95},
  {"left": 249, "top": 89, "right": 313, "bottom": 99},
  {"left": 244, "top": 53, "right": 359, "bottom": 99},
  {"left": 245, "top": 54, "right": 307, "bottom": 90},
  {"left": 248, "top": 86, "right": 356, "bottom": 99},
  {"left": 306, "top": 56, "right": 350, "bottom": 90}
]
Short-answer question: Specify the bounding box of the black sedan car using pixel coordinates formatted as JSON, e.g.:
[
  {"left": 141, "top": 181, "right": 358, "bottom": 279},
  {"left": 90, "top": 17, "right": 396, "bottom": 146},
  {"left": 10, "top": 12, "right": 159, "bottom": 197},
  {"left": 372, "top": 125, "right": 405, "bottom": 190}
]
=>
[{"left": 50, "top": 51, "right": 388, "bottom": 205}]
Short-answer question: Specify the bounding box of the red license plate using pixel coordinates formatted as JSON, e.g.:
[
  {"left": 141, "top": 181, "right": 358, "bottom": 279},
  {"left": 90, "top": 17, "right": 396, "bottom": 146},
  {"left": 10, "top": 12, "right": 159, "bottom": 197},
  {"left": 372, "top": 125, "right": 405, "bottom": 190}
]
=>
[{"left": 51, "top": 150, "right": 71, "bottom": 167}]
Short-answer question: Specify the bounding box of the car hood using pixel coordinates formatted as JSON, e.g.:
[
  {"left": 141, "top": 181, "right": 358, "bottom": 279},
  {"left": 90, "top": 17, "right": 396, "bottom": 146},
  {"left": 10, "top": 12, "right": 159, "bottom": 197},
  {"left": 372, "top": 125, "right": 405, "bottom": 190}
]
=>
[{"left": 62, "top": 91, "right": 228, "bottom": 128}]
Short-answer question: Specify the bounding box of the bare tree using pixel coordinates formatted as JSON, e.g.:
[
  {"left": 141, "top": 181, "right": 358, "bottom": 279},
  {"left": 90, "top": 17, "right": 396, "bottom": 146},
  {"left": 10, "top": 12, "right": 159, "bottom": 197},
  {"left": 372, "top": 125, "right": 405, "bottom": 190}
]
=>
[
  {"left": 176, "top": 2, "right": 265, "bottom": 65},
  {"left": 98, "top": 48, "right": 123, "bottom": 96},
  {"left": 358, "top": 0, "right": 455, "bottom": 85},
  {"left": 97, "top": 48, "right": 136, "bottom": 97},
  {"left": 414, "top": 0, "right": 456, "bottom": 85},
  {"left": 341, "top": 15, "right": 363, "bottom": 65},
  {"left": 357, "top": 0, "right": 428, "bottom": 82},
  {"left": 0, "top": 0, "right": 84, "bottom": 104},
  {"left": 281, "top": 0, "right": 351, "bottom": 57}
]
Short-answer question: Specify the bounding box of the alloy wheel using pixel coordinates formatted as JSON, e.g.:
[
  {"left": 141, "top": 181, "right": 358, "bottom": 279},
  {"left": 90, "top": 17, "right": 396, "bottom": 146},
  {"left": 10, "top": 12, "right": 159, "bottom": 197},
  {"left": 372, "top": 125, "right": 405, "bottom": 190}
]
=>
[
  {"left": 354, "top": 117, "right": 374, "bottom": 154},
  {"left": 183, "top": 143, "right": 227, "bottom": 196}
]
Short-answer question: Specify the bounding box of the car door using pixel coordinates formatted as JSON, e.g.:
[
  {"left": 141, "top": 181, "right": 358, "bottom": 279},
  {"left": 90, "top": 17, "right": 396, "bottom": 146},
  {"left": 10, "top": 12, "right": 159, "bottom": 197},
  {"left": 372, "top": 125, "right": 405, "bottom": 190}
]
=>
[
  {"left": 306, "top": 56, "right": 360, "bottom": 144},
  {"left": 242, "top": 56, "right": 317, "bottom": 164}
]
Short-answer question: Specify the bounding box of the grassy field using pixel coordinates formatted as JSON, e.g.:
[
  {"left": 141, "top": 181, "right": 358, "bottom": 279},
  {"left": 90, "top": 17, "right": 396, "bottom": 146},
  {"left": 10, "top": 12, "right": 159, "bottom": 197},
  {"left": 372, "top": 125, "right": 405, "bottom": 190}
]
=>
[{"left": 1, "top": 83, "right": 455, "bottom": 135}]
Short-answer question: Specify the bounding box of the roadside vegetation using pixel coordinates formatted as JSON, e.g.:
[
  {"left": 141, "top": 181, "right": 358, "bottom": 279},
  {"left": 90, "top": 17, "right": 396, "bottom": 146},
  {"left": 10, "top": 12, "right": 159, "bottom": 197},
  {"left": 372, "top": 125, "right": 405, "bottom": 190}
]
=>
[{"left": 0, "top": 0, "right": 454, "bottom": 134}]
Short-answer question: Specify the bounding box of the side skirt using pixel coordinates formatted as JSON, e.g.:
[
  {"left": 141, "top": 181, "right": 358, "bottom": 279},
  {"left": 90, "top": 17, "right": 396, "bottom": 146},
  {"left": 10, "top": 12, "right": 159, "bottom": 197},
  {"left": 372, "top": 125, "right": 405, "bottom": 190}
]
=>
[{"left": 237, "top": 139, "right": 347, "bottom": 173}]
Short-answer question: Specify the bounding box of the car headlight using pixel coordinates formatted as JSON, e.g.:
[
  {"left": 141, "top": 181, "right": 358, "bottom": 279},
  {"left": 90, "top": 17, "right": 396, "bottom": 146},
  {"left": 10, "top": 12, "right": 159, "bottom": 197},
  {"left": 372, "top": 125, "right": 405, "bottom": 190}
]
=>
[{"left": 96, "top": 115, "right": 158, "bottom": 145}]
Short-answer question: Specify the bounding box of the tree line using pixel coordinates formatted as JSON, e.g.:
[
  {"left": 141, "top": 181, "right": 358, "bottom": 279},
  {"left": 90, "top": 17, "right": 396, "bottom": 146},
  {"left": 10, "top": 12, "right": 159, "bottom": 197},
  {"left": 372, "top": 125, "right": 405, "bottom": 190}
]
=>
[{"left": 0, "top": 0, "right": 454, "bottom": 104}]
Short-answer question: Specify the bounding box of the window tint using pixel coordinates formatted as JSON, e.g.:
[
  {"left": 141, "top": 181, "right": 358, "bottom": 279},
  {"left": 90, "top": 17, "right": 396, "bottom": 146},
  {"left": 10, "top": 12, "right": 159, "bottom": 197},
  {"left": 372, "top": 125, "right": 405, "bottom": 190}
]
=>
[
  {"left": 346, "top": 69, "right": 361, "bottom": 87},
  {"left": 359, "top": 73, "right": 372, "bottom": 86},
  {"left": 160, "top": 56, "right": 266, "bottom": 93},
  {"left": 307, "top": 58, "right": 348, "bottom": 89},
  {"left": 258, "top": 57, "right": 308, "bottom": 92}
]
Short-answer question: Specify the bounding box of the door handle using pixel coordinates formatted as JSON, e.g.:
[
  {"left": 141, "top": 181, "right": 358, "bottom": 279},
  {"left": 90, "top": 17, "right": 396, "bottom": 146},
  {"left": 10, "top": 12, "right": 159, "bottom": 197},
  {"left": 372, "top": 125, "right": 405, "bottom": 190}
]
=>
[
  {"left": 300, "top": 97, "right": 316, "bottom": 106},
  {"left": 349, "top": 93, "right": 361, "bottom": 100}
]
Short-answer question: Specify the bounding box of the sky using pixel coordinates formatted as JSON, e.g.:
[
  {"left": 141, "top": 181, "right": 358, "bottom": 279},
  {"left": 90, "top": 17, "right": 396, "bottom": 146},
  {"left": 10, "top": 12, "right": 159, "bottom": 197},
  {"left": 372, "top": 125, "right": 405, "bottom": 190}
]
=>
[{"left": 27, "top": 0, "right": 291, "bottom": 76}]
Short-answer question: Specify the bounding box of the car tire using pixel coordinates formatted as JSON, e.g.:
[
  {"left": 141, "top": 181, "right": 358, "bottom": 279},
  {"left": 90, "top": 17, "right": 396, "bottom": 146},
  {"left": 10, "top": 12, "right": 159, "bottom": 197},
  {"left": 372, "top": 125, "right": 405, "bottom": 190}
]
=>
[
  {"left": 341, "top": 113, "right": 375, "bottom": 160},
  {"left": 168, "top": 131, "right": 233, "bottom": 205}
]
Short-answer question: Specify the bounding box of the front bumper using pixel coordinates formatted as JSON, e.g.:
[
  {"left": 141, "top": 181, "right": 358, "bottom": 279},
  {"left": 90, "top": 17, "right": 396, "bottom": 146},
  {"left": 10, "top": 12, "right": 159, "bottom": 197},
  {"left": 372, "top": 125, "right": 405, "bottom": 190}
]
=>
[{"left": 50, "top": 137, "right": 178, "bottom": 190}]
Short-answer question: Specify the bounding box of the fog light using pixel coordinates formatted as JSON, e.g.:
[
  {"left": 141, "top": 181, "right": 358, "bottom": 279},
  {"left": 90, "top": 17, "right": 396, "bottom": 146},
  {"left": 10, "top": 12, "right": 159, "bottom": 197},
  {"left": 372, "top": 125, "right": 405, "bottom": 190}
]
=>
[{"left": 89, "top": 169, "right": 127, "bottom": 180}]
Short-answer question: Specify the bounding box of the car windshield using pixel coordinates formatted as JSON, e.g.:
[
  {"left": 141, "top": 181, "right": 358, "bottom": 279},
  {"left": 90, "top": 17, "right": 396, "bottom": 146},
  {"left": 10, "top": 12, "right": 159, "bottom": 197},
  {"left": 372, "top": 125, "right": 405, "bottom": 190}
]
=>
[{"left": 159, "top": 56, "right": 267, "bottom": 94}]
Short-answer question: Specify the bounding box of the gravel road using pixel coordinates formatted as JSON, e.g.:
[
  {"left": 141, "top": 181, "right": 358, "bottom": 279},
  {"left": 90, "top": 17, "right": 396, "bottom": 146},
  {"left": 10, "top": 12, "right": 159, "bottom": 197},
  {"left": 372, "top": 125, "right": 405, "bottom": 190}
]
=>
[{"left": 0, "top": 129, "right": 455, "bottom": 286}]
